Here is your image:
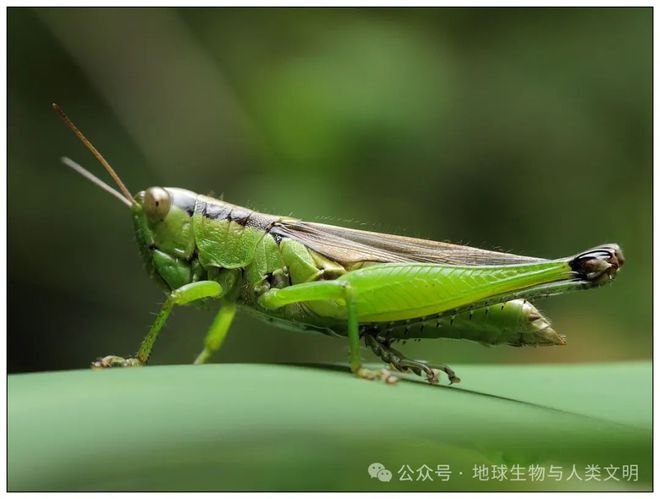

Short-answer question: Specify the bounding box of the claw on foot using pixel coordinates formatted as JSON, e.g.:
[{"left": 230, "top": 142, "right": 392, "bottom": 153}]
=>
[
  {"left": 356, "top": 367, "right": 400, "bottom": 384},
  {"left": 444, "top": 369, "right": 461, "bottom": 385},
  {"left": 91, "top": 355, "right": 143, "bottom": 369},
  {"left": 356, "top": 367, "right": 378, "bottom": 380},
  {"left": 400, "top": 361, "right": 459, "bottom": 385},
  {"left": 381, "top": 369, "right": 400, "bottom": 385}
]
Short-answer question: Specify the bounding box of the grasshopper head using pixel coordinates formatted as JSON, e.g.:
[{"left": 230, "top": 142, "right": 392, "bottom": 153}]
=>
[
  {"left": 132, "top": 187, "right": 199, "bottom": 291},
  {"left": 53, "top": 104, "right": 201, "bottom": 291}
]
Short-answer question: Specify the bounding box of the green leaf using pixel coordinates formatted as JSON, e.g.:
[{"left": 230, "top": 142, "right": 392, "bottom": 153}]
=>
[{"left": 8, "top": 362, "right": 650, "bottom": 491}]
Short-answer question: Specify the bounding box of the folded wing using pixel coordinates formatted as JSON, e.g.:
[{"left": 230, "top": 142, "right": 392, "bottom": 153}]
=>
[{"left": 270, "top": 220, "right": 545, "bottom": 266}]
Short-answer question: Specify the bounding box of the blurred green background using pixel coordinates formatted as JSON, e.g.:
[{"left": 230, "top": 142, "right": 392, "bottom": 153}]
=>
[{"left": 8, "top": 7, "right": 651, "bottom": 373}]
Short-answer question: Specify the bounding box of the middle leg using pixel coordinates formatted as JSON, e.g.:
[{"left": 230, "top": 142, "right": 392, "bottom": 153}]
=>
[{"left": 258, "top": 280, "right": 392, "bottom": 382}]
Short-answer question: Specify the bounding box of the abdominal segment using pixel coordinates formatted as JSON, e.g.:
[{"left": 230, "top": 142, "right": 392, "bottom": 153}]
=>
[{"left": 362, "top": 299, "right": 566, "bottom": 347}]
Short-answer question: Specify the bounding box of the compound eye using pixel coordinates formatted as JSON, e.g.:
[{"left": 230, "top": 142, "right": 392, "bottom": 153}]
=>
[{"left": 144, "top": 187, "right": 171, "bottom": 223}]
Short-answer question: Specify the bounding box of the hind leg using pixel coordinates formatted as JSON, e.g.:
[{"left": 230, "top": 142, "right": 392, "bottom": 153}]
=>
[{"left": 364, "top": 334, "right": 460, "bottom": 385}]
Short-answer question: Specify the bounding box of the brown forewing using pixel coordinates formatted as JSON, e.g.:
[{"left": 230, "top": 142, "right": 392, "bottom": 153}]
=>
[{"left": 269, "top": 220, "right": 545, "bottom": 266}]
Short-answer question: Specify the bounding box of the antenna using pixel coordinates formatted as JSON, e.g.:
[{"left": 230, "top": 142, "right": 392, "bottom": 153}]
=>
[
  {"left": 52, "top": 103, "right": 135, "bottom": 205},
  {"left": 61, "top": 156, "right": 132, "bottom": 208}
]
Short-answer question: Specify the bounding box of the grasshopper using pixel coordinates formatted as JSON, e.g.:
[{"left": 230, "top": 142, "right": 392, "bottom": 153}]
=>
[{"left": 54, "top": 104, "right": 624, "bottom": 385}]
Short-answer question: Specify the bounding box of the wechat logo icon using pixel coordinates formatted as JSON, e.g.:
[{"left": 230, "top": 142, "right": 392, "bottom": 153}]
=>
[{"left": 368, "top": 462, "right": 392, "bottom": 482}]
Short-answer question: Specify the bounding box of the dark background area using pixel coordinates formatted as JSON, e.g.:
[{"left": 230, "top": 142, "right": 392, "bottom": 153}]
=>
[{"left": 8, "top": 7, "right": 651, "bottom": 373}]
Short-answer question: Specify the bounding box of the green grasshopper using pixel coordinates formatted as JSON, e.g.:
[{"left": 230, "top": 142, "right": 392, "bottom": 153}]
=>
[{"left": 54, "top": 104, "right": 624, "bottom": 385}]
